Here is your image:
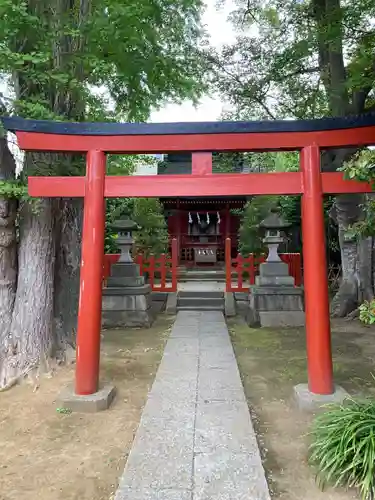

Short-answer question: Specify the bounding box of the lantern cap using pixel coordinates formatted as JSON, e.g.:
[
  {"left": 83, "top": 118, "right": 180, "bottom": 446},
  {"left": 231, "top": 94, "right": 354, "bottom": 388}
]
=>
[
  {"left": 110, "top": 217, "right": 139, "bottom": 232},
  {"left": 259, "top": 208, "right": 291, "bottom": 230}
]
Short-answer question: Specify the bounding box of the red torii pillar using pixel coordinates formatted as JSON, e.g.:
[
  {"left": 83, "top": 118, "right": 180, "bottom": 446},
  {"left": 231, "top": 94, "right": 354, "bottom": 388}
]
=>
[
  {"left": 301, "top": 146, "right": 333, "bottom": 394},
  {"left": 75, "top": 150, "right": 106, "bottom": 395},
  {"left": 6, "top": 116, "right": 375, "bottom": 401}
]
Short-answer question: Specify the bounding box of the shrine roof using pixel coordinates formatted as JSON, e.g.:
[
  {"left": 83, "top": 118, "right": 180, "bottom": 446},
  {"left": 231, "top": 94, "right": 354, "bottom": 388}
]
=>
[
  {"left": 160, "top": 197, "right": 247, "bottom": 206},
  {"left": 3, "top": 114, "right": 375, "bottom": 136}
]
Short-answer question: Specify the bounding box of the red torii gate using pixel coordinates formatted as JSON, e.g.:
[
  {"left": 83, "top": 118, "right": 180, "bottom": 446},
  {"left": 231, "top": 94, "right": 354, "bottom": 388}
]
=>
[{"left": 2, "top": 115, "right": 375, "bottom": 399}]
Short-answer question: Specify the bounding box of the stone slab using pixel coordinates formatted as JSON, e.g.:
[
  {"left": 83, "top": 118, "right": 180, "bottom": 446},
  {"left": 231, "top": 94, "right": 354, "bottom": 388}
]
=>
[
  {"left": 156, "top": 361, "right": 198, "bottom": 381},
  {"left": 150, "top": 376, "right": 197, "bottom": 402},
  {"left": 250, "top": 286, "right": 304, "bottom": 295},
  {"left": 198, "top": 370, "right": 246, "bottom": 402},
  {"left": 142, "top": 393, "right": 196, "bottom": 421},
  {"left": 111, "top": 262, "right": 140, "bottom": 277},
  {"left": 115, "top": 487, "right": 192, "bottom": 500},
  {"left": 113, "top": 310, "right": 270, "bottom": 500},
  {"left": 102, "top": 285, "right": 151, "bottom": 296},
  {"left": 234, "top": 292, "right": 248, "bottom": 302},
  {"left": 250, "top": 291, "right": 304, "bottom": 312},
  {"left": 259, "top": 310, "right": 305, "bottom": 327},
  {"left": 151, "top": 291, "right": 168, "bottom": 302},
  {"left": 199, "top": 348, "right": 237, "bottom": 368},
  {"left": 102, "top": 293, "right": 151, "bottom": 311},
  {"left": 169, "top": 326, "right": 200, "bottom": 338},
  {"left": 199, "top": 327, "right": 229, "bottom": 338},
  {"left": 224, "top": 292, "right": 236, "bottom": 317},
  {"left": 163, "top": 337, "right": 199, "bottom": 356},
  {"left": 121, "top": 417, "right": 194, "bottom": 490},
  {"left": 259, "top": 261, "right": 289, "bottom": 276},
  {"left": 165, "top": 292, "right": 177, "bottom": 314},
  {"left": 195, "top": 399, "right": 259, "bottom": 453},
  {"left": 294, "top": 383, "right": 349, "bottom": 411},
  {"left": 56, "top": 384, "right": 116, "bottom": 413},
  {"left": 107, "top": 275, "right": 145, "bottom": 287},
  {"left": 199, "top": 340, "right": 233, "bottom": 354},
  {"left": 194, "top": 450, "right": 271, "bottom": 500},
  {"left": 256, "top": 275, "right": 295, "bottom": 286},
  {"left": 102, "top": 309, "right": 154, "bottom": 328}
]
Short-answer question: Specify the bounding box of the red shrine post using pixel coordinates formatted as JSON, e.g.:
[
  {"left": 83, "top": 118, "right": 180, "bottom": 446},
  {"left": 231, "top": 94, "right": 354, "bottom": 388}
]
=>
[
  {"left": 76, "top": 150, "right": 106, "bottom": 395},
  {"left": 301, "top": 146, "right": 333, "bottom": 394},
  {"left": 2, "top": 115, "right": 375, "bottom": 409}
]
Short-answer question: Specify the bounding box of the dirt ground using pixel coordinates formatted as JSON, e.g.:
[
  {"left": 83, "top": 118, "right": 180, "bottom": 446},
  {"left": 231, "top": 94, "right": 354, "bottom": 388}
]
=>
[
  {"left": 228, "top": 317, "right": 375, "bottom": 500},
  {"left": 0, "top": 316, "right": 173, "bottom": 500}
]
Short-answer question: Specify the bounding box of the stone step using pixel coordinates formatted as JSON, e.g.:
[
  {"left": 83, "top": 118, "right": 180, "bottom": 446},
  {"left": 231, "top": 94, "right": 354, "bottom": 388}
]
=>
[
  {"left": 179, "top": 273, "right": 226, "bottom": 281},
  {"left": 177, "top": 296, "right": 224, "bottom": 310},
  {"left": 179, "top": 270, "right": 225, "bottom": 276},
  {"left": 177, "top": 305, "right": 224, "bottom": 312},
  {"left": 179, "top": 278, "right": 226, "bottom": 283},
  {"left": 178, "top": 290, "right": 224, "bottom": 299},
  {"left": 178, "top": 266, "right": 225, "bottom": 272}
]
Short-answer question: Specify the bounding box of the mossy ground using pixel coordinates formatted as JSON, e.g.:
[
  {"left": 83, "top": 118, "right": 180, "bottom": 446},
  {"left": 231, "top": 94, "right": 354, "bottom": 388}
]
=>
[{"left": 229, "top": 317, "right": 375, "bottom": 499}]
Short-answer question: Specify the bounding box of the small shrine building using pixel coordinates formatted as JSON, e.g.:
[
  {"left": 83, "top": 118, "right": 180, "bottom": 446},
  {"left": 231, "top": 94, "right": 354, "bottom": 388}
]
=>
[{"left": 158, "top": 153, "right": 248, "bottom": 265}]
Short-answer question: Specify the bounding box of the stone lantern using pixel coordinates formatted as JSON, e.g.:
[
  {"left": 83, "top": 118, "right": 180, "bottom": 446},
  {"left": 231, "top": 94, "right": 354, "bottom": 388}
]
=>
[
  {"left": 259, "top": 209, "right": 291, "bottom": 263},
  {"left": 246, "top": 208, "right": 305, "bottom": 328},
  {"left": 102, "top": 214, "right": 153, "bottom": 328},
  {"left": 110, "top": 216, "right": 139, "bottom": 264}
]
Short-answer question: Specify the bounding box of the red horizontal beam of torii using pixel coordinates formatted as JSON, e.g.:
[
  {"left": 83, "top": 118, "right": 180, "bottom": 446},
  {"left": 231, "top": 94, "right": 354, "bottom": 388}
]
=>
[
  {"left": 14, "top": 125, "right": 375, "bottom": 152},
  {"left": 28, "top": 171, "right": 373, "bottom": 198}
]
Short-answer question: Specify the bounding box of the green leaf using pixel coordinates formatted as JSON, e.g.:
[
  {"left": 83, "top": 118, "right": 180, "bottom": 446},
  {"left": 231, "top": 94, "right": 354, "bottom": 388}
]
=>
[{"left": 309, "top": 398, "right": 375, "bottom": 499}]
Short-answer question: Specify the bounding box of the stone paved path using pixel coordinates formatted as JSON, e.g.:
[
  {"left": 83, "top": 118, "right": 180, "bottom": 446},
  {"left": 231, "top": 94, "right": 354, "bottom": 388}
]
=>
[{"left": 114, "top": 311, "right": 271, "bottom": 500}]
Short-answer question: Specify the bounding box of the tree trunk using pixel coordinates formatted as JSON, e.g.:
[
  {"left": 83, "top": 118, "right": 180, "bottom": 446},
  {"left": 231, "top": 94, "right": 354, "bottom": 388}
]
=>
[
  {"left": 0, "top": 134, "right": 17, "bottom": 366},
  {"left": 53, "top": 198, "right": 82, "bottom": 362},
  {"left": 357, "top": 235, "right": 374, "bottom": 302},
  {"left": 0, "top": 199, "right": 55, "bottom": 389},
  {"left": 329, "top": 193, "right": 373, "bottom": 317},
  {"left": 0, "top": 198, "right": 17, "bottom": 343}
]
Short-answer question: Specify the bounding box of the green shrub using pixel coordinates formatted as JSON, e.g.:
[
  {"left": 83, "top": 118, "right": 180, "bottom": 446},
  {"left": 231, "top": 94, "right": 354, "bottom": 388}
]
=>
[
  {"left": 309, "top": 398, "right": 375, "bottom": 499},
  {"left": 238, "top": 196, "right": 277, "bottom": 256},
  {"left": 359, "top": 300, "right": 375, "bottom": 325}
]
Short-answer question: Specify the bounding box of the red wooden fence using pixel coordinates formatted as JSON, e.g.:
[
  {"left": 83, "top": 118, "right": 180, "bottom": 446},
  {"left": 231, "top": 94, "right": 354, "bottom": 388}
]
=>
[
  {"left": 225, "top": 238, "right": 302, "bottom": 292},
  {"left": 103, "top": 238, "right": 178, "bottom": 292}
]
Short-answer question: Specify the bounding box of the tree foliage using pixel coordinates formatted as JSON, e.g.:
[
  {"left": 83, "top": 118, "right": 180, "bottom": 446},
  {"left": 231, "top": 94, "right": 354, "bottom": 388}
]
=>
[
  {"left": 132, "top": 198, "right": 168, "bottom": 257},
  {"left": 237, "top": 152, "right": 301, "bottom": 255},
  {"left": 341, "top": 150, "right": 375, "bottom": 239},
  {"left": 209, "top": 0, "right": 375, "bottom": 317},
  {"left": 105, "top": 197, "right": 168, "bottom": 257},
  {"left": 210, "top": 0, "right": 375, "bottom": 121},
  {"left": 0, "top": 0, "right": 206, "bottom": 123},
  {"left": 238, "top": 196, "right": 277, "bottom": 256},
  {"left": 0, "top": 0, "right": 206, "bottom": 389}
]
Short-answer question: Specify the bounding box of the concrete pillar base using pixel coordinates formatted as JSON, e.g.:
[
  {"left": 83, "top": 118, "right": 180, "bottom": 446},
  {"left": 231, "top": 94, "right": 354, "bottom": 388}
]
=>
[
  {"left": 293, "top": 383, "right": 349, "bottom": 411},
  {"left": 57, "top": 384, "right": 116, "bottom": 413},
  {"left": 224, "top": 292, "right": 236, "bottom": 317},
  {"left": 166, "top": 292, "right": 177, "bottom": 314}
]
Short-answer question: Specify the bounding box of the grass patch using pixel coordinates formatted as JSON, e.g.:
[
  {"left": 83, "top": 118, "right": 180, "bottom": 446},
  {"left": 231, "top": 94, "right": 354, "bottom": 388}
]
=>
[
  {"left": 230, "top": 316, "right": 375, "bottom": 500},
  {"left": 310, "top": 398, "right": 375, "bottom": 500}
]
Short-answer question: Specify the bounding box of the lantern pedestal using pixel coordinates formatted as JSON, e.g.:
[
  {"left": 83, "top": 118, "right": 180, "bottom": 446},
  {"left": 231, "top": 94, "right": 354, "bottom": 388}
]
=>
[
  {"left": 247, "top": 286, "right": 305, "bottom": 327},
  {"left": 256, "top": 260, "right": 295, "bottom": 286},
  {"left": 247, "top": 210, "right": 305, "bottom": 328},
  {"left": 102, "top": 217, "right": 154, "bottom": 328},
  {"left": 102, "top": 265, "right": 154, "bottom": 328}
]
